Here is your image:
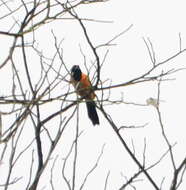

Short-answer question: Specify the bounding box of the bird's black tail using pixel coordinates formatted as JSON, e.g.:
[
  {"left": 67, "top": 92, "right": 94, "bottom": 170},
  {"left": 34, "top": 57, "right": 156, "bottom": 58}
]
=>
[{"left": 86, "top": 101, "right": 99, "bottom": 125}]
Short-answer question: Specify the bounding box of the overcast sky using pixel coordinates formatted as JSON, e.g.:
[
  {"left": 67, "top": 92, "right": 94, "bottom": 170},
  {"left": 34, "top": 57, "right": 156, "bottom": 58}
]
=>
[{"left": 1, "top": 0, "right": 186, "bottom": 189}]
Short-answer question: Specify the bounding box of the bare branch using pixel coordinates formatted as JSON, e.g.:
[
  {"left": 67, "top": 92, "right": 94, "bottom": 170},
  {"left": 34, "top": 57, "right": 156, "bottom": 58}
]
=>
[
  {"left": 96, "top": 24, "right": 133, "bottom": 48},
  {"left": 50, "top": 155, "right": 59, "bottom": 190},
  {"left": 104, "top": 170, "right": 110, "bottom": 190},
  {"left": 79, "top": 144, "right": 106, "bottom": 190},
  {"left": 99, "top": 106, "right": 159, "bottom": 190}
]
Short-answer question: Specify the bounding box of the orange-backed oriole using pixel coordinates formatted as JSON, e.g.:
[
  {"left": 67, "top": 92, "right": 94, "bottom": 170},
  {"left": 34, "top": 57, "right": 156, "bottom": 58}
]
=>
[{"left": 70, "top": 65, "right": 99, "bottom": 125}]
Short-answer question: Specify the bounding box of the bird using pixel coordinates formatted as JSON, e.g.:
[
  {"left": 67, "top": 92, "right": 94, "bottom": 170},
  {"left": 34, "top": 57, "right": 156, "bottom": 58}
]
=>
[{"left": 70, "top": 65, "right": 99, "bottom": 125}]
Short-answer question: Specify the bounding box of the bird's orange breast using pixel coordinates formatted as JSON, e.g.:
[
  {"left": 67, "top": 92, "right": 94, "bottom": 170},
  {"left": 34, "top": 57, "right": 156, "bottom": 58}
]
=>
[{"left": 76, "top": 73, "right": 96, "bottom": 100}]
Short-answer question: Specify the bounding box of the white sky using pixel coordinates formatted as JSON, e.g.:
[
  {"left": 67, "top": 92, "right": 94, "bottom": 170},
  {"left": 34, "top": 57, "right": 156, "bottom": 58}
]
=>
[{"left": 1, "top": 0, "right": 186, "bottom": 189}]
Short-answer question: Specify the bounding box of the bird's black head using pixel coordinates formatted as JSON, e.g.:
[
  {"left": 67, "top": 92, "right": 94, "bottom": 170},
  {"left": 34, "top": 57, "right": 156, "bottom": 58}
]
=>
[{"left": 71, "top": 65, "right": 82, "bottom": 81}]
